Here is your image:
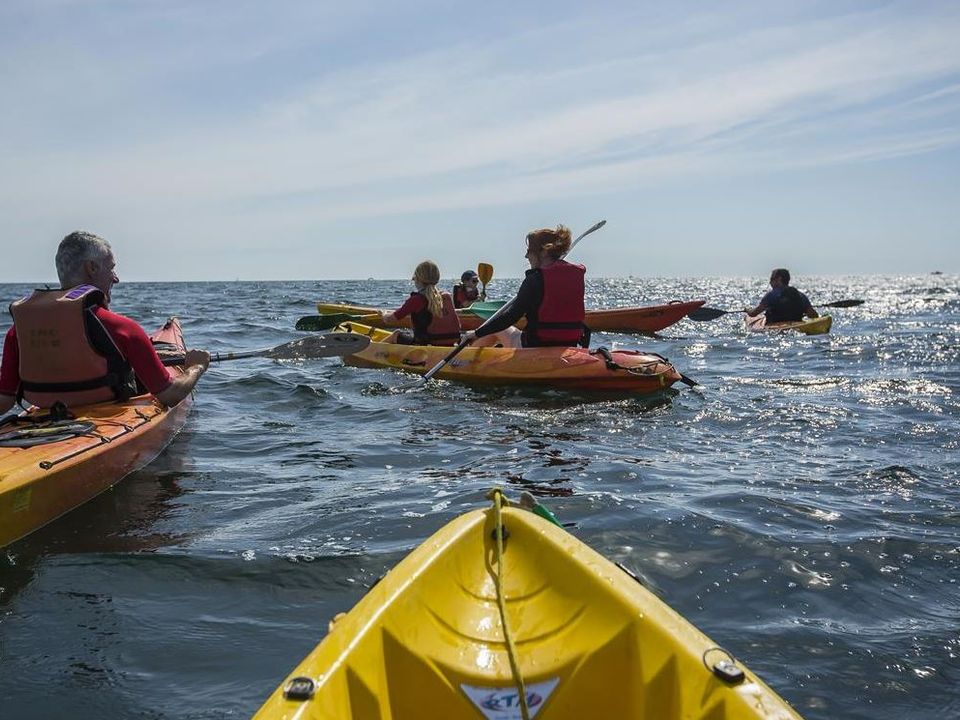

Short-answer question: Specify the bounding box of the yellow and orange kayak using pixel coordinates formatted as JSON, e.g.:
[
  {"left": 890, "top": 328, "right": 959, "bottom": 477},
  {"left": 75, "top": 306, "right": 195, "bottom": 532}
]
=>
[
  {"left": 745, "top": 314, "right": 832, "bottom": 335},
  {"left": 254, "top": 493, "right": 802, "bottom": 720},
  {"left": 317, "top": 300, "right": 706, "bottom": 334},
  {"left": 335, "top": 322, "right": 683, "bottom": 394},
  {"left": 0, "top": 318, "right": 192, "bottom": 548}
]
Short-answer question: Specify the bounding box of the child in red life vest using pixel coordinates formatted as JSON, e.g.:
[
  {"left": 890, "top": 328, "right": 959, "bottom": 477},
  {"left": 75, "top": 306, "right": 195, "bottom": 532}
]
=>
[{"left": 381, "top": 261, "right": 462, "bottom": 346}]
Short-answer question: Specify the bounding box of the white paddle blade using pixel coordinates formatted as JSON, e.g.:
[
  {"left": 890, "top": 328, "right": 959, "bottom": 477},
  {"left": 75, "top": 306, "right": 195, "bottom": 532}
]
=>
[{"left": 266, "top": 332, "right": 371, "bottom": 360}]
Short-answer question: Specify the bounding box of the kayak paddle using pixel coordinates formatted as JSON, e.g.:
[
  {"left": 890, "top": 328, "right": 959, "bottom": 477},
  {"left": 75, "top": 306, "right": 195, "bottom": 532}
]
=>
[
  {"left": 296, "top": 313, "right": 380, "bottom": 331},
  {"left": 687, "top": 299, "right": 864, "bottom": 322},
  {"left": 563, "top": 220, "right": 605, "bottom": 258},
  {"left": 160, "top": 332, "right": 371, "bottom": 366},
  {"left": 477, "top": 262, "right": 493, "bottom": 301},
  {"left": 816, "top": 299, "right": 865, "bottom": 308},
  {"left": 422, "top": 220, "right": 607, "bottom": 383}
]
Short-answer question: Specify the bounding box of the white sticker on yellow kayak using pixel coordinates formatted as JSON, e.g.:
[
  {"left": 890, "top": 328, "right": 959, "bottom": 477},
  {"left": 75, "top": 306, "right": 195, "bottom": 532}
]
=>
[{"left": 461, "top": 677, "right": 559, "bottom": 719}]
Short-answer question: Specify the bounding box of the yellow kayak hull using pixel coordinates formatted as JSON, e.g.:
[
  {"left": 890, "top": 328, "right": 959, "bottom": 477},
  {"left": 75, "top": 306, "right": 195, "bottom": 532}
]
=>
[
  {"left": 745, "top": 315, "right": 832, "bottom": 335},
  {"left": 254, "top": 502, "right": 801, "bottom": 719},
  {"left": 335, "top": 322, "right": 682, "bottom": 394}
]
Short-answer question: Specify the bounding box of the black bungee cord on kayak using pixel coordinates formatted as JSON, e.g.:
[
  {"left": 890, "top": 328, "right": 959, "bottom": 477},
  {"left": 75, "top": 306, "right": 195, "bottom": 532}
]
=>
[
  {"left": 590, "top": 347, "right": 700, "bottom": 387},
  {"left": 0, "top": 402, "right": 98, "bottom": 448}
]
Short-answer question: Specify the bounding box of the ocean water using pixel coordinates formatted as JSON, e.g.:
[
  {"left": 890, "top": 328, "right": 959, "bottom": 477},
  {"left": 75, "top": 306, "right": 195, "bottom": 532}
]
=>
[{"left": 1, "top": 275, "right": 958, "bottom": 719}]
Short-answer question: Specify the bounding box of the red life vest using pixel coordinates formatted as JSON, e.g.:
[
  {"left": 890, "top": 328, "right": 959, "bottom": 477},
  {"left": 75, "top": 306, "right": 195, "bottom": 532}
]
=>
[
  {"left": 452, "top": 284, "right": 478, "bottom": 309},
  {"left": 411, "top": 291, "right": 462, "bottom": 346},
  {"left": 9, "top": 285, "right": 136, "bottom": 408},
  {"left": 527, "top": 260, "right": 586, "bottom": 347}
]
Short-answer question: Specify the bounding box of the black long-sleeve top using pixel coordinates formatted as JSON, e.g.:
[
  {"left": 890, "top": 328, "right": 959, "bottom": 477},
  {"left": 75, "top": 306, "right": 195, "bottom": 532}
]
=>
[{"left": 474, "top": 269, "right": 544, "bottom": 338}]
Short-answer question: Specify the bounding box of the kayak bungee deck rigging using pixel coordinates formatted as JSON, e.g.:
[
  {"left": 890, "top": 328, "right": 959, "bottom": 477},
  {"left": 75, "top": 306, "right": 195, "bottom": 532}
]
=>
[
  {"left": 254, "top": 491, "right": 802, "bottom": 720},
  {"left": 315, "top": 300, "right": 706, "bottom": 334},
  {"left": 333, "top": 322, "right": 685, "bottom": 394},
  {"left": 0, "top": 318, "right": 192, "bottom": 548}
]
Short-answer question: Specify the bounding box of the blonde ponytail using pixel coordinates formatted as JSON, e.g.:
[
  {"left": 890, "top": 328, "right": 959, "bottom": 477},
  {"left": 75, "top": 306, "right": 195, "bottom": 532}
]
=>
[
  {"left": 424, "top": 285, "right": 444, "bottom": 318},
  {"left": 413, "top": 260, "right": 445, "bottom": 318}
]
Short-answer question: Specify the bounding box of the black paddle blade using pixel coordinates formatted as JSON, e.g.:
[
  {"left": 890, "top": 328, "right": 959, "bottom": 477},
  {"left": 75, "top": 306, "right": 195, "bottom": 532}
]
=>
[
  {"left": 819, "top": 299, "right": 864, "bottom": 308},
  {"left": 295, "top": 314, "right": 352, "bottom": 331},
  {"left": 264, "top": 333, "right": 371, "bottom": 360},
  {"left": 685, "top": 307, "right": 733, "bottom": 322}
]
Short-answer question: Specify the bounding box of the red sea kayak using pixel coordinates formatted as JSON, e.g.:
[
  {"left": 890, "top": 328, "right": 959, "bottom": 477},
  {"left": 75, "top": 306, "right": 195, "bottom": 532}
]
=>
[
  {"left": 316, "top": 300, "right": 706, "bottom": 333},
  {"left": 0, "top": 318, "right": 192, "bottom": 548}
]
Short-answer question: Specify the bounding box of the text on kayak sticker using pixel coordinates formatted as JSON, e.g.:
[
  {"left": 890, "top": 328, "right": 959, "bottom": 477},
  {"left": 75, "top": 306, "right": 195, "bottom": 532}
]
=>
[{"left": 461, "top": 677, "right": 559, "bottom": 719}]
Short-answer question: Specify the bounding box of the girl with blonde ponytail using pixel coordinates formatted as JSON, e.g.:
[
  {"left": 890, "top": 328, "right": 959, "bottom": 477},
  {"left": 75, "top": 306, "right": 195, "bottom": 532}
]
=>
[
  {"left": 382, "top": 260, "right": 462, "bottom": 346},
  {"left": 413, "top": 261, "right": 444, "bottom": 318}
]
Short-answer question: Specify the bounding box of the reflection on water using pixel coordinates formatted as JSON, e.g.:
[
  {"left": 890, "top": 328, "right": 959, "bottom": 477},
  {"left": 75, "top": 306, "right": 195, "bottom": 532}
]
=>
[{"left": 1, "top": 433, "right": 193, "bottom": 607}]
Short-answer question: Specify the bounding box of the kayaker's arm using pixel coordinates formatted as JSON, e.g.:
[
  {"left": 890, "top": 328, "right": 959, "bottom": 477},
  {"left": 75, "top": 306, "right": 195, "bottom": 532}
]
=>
[
  {"left": 382, "top": 294, "right": 425, "bottom": 325},
  {"left": 474, "top": 272, "right": 541, "bottom": 337},
  {"left": 155, "top": 349, "right": 210, "bottom": 408}
]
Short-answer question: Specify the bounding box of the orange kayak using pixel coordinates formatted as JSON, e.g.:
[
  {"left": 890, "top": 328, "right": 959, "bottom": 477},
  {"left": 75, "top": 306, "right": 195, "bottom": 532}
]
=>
[
  {"left": 317, "top": 300, "right": 706, "bottom": 333},
  {"left": 335, "top": 322, "right": 683, "bottom": 394},
  {"left": 0, "top": 318, "right": 192, "bottom": 548}
]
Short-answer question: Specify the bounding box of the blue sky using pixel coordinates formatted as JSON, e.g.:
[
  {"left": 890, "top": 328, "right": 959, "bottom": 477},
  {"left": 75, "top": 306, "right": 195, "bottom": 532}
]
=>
[{"left": 1, "top": 0, "right": 958, "bottom": 281}]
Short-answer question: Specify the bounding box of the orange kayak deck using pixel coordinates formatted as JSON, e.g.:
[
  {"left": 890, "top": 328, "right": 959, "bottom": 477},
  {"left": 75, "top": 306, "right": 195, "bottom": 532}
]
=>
[
  {"left": 336, "top": 322, "right": 682, "bottom": 394},
  {"left": 318, "top": 300, "right": 706, "bottom": 333},
  {"left": 0, "top": 318, "right": 191, "bottom": 548}
]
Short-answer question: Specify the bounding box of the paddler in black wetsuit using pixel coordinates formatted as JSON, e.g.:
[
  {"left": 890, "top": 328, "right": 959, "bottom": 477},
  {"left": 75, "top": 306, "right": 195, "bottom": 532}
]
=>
[
  {"left": 745, "top": 268, "right": 819, "bottom": 323},
  {"left": 463, "top": 225, "right": 588, "bottom": 349}
]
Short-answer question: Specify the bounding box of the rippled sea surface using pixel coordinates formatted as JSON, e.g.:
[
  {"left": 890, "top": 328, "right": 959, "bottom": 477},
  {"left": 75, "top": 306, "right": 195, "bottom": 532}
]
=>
[{"left": 1, "top": 276, "right": 958, "bottom": 719}]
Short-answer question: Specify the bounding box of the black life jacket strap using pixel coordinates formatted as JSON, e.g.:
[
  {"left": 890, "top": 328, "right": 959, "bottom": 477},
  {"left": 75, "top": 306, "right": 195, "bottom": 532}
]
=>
[
  {"left": 84, "top": 305, "right": 136, "bottom": 401},
  {"left": 19, "top": 374, "right": 122, "bottom": 393},
  {"left": 526, "top": 321, "right": 591, "bottom": 348}
]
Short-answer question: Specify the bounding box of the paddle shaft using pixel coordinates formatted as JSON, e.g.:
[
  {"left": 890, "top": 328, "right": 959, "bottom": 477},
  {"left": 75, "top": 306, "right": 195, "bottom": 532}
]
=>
[
  {"left": 161, "top": 349, "right": 262, "bottom": 366},
  {"left": 161, "top": 348, "right": 291, "bottom": 366},
  {"left": 563, "top": 220, "right": 606, "bottom": 258},
  {"left": 160, "top": 333, "right": 370, "bottom": 366}
]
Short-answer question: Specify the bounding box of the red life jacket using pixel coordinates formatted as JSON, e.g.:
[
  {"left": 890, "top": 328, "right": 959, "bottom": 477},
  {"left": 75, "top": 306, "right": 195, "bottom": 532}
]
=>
[
  {"left": 411, "top": 291, "right": 462, "bottom": 346},
  {"left": 9, "top": 285, "right": 136, "bottom": 408},
  {"left": 452, "top": 284, "right": 478, "bottom": 309},
  {"left": 527, "top": 260, "right": 586, "bottom": 347}
]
